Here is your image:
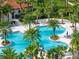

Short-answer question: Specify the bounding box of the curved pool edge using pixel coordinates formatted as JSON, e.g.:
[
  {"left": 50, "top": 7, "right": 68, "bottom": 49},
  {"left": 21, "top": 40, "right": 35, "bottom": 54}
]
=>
[
  {"left": 49, "top": 37, "right": 68, "bottom": 47},
  {"left": 0, "top": 25, "right": 68, "bottom": 53}
]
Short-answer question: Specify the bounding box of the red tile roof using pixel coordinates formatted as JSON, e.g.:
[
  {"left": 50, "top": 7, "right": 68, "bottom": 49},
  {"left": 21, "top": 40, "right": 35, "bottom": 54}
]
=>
[{"left": 0, "top": 0, "right": 32, "bottom": 9}]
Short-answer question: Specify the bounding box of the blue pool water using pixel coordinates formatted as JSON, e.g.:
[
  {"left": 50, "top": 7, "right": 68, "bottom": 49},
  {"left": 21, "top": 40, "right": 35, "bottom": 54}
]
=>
[{"left": 0, "top": 26, "right": 67, "bottom": 53}]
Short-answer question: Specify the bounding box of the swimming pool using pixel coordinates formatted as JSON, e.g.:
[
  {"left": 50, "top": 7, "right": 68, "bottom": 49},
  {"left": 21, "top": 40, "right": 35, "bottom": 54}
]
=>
[{"left": 0, "top": 26, "right": 67, "bottom": 53}]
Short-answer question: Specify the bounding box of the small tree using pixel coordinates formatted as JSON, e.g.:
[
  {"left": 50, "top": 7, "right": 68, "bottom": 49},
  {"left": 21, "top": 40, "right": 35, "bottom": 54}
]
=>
[
  {"left": 0, "top": 20, "right": 11, "bottom": 45},
  {"left": 48, "top": 18, "right": 59, "bottom": 40}
]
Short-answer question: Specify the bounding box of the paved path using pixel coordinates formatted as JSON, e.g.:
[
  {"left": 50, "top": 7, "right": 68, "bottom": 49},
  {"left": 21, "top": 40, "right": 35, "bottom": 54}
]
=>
[{"left": 58, "top": 19, "right": 73, "bottom": 47}]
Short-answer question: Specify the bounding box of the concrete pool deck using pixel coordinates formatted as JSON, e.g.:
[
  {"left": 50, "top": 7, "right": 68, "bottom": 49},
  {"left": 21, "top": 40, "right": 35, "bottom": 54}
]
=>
[{"left": 58, "top": 19, "right": 73, "bottom": 47}]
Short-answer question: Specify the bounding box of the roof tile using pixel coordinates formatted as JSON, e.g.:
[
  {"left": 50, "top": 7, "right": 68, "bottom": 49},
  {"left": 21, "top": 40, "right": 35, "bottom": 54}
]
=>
[{"left": 0, "top": 0, "right": 32, "bottom": 9}]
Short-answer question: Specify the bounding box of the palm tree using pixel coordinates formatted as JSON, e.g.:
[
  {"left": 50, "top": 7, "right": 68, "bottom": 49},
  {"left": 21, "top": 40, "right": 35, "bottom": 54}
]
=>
[
  {"left": 0, "top": 20, "right": 11, "bottom": 43},
  {"left": 64, "top": 0, "right": 68, "bottom": 14},
  {"left": 47, "top": 48, "right": 56, "bottom": 59},
  {"left": 70, "top": 30, "right": 79, "bottom": 59},
  {"left": 0, "top": 48, "right": 17, "bottom": 59},
  {"left": 47, "top": 46, "right": 66, "bottom": 59},
  {"left": 22, "top": 14, "right": 35, "bottom": 29},
  {"left": 68, "top": 2, "right": 79, "bottom": 30},
  {"left": 68, "top": 4, "right": 79, "bottom": 29},
  {"left": 48, "top": 18, "right": 59, "bottom": 40},
  {"left": 33, "top": 6, "right": 41, "bottom": 23},
  {"left": 68, "top": 47, "right": 76, "bottom": 59},
  {"left": 2, "top": 3, "right": 12, "bottom": 21},
  {"left": 24, "top": 28, "right": 40, "bottom": 59},
  {"left": 24, "top": 28, "right": 40, "bottom": 43},
  {"left": 26, "top": 42, "right": 39, "bottom": 59},
  {"left": 70, "top": 31, "right": 79, "bottom": 50},
  {"left": 54, "top": 46, "right": 66, "bottom": 59},
  {"left": 58, "top": 8, "right": 65, "bottom": 24},
  {"left": 72, "top": 14, "right": 79, "bottom": 31},
  {"left": 44, "top": 0, "right": 54, "bottom": 20},
  {"left": 69, "top": 13, "right": 75, "bottom": 27}
]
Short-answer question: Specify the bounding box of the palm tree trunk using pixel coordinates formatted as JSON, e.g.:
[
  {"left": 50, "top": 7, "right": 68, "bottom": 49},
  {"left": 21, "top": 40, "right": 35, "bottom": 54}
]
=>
[
  {"left": 53, "top": 28, "right": 55, "bottom": 36},
  {"left": 71, "top": 22, "right": 74, "bottom": 27},
  {"left": 55, "top": 54, "right": 58, "bottom": 59},
  {"left": 7, "top": 13, "right": 9, "bottom": 21},
  {"left": 28, "top": 23, "right": 31, "bottom": 29},
  {"left": 52, "top": 54, "right": 55, "bottom": 59},
  {"left": 31, "top": 4, "right": 33, "bottom": 13},
  {"left": 24, "top": 56, "right": 26, "bottom": 59},
  {"left": 35, "top": 55, "right": 38, "bottom": 59},
  {"left": 33, "top": 55, "right": 36, "bottom": 59},
  {"left": 36, "top": 16, "right": 39, "bottom": 23},
  {"left": 72, "top": 51, "right": 75, "bottom": 59},
  {"left": 4, "top": 35, "right": 6, "bottom": 41},
  {"left": 65, "top": 0, "right": 68, "bottom": 15},
  {"left": 71, "top": 46, "right": 75, "bottom": 59},
  {"left": 32, "top": 55, "right": 36, "bottom": 59},
  {"left": 52, "top": 54, "right": 53, "bottom": 59},
  {"left": 61, "top": 14, "right": 64, "bottom": 24},
  {"left": 74, "top": 22, "right": 76, "bottom": 31},
  {"left": 4, "top": 33, "right": 6, "bottom": 41},
  {"left": 48, "top": 14, "right": 50, "bottom": 21},
  {"left": 24, "top": 52, "right": 27, "bottom": 59},
  {"left": 65, "top": 0, "right": 68, "bottom": 9},
  {"left": 72, "top": 54, "right": 74, "bottom": 59}
]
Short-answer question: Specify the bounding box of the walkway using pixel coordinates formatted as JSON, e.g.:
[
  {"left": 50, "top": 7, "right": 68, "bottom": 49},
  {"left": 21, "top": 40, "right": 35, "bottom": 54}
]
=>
[{"left": 58, "top": 19, "right": 73, "bottom": 47}]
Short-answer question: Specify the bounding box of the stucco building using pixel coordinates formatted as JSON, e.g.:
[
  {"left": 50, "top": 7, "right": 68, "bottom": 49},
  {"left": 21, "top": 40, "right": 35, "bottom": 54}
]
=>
[{"left": 0, "top": 0, "right": 32, "bottom": 20}]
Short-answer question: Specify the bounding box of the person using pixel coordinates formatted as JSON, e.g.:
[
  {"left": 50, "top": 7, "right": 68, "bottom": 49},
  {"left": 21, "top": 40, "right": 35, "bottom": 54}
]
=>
[{"left": 66, "top": 31, "right": 68, "bottom": 37}]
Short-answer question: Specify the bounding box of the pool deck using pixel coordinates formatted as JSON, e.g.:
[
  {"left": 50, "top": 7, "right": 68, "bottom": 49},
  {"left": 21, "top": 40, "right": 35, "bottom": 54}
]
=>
[
  {"left": 58, "top": 19, "right": 73, "bottom": 47},
  {"left": 0, "top": 19, "right": 78, "bottom": 48}
]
